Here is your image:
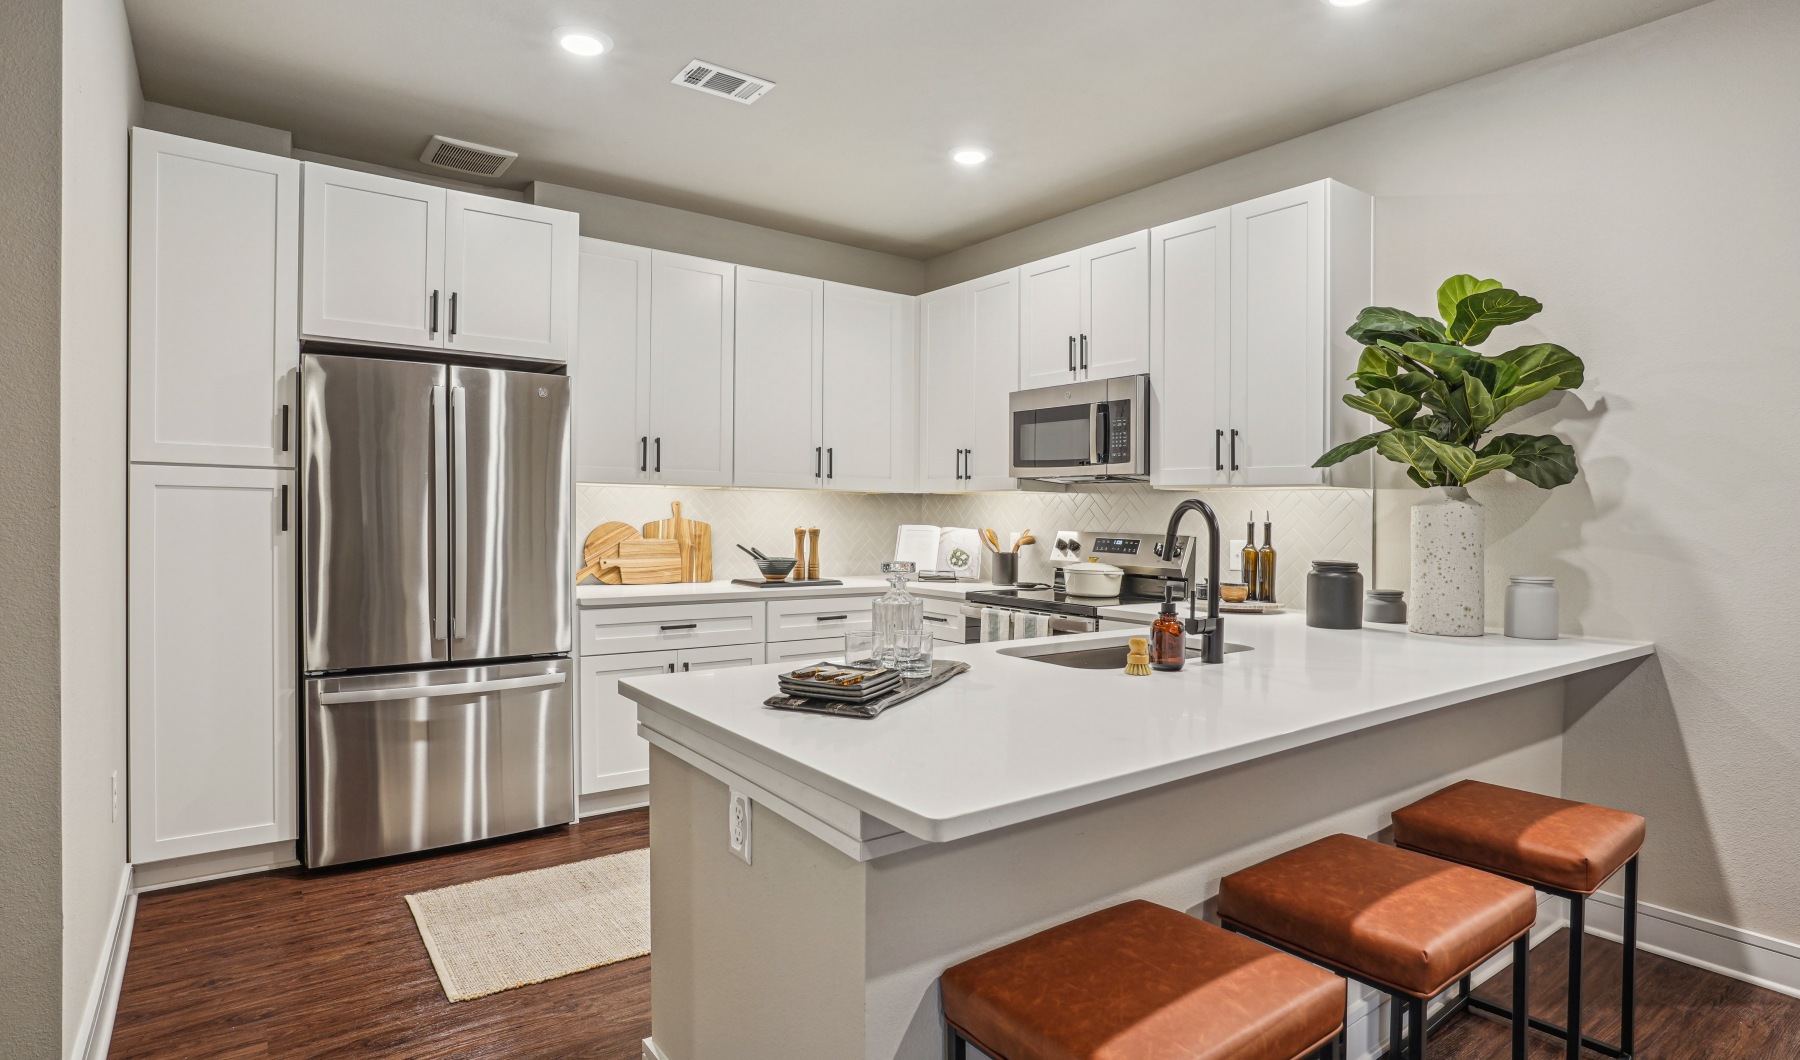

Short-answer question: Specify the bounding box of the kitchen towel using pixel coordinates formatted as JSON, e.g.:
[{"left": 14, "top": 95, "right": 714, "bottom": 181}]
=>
[
  {"left": 1014, "top": 612, "right": 1048, "bottom": 640},
  {"left": 981, "top": 607, "right": 1013, "bottom": 643}
]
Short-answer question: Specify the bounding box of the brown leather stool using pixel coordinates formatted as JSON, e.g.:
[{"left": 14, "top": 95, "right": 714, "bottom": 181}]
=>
[
  {"left": 1218, "top": 834, "right": 1537, "bottom": 1060},
  {"left": 940, "top": 899, "right": 1347, "bottom": 1060},
  {"left": 1393, "top": 780, "right": 1646, "bottom": 1060}
]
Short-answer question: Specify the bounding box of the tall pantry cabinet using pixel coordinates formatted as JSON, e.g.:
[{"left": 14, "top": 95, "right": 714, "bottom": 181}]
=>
[{"left": 127, "top": 129, "right": 300, "bottom": 864}]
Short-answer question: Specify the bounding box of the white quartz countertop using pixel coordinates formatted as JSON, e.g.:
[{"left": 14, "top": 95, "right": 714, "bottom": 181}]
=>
[
  {"left": 622, "top": 614, "right": 1653, "bottom": 845},
  {"left": 577, "top": 578, "right": 1009, "bottom": 608}
]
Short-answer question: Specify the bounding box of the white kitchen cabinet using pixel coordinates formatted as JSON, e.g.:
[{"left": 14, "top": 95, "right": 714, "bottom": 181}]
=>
[
  {"left": 1150, "top": 180, "right": 1373, "bottom": 489},
  {"left": 918, "top": 269, "right": 1020, "bottom": 491},
  {"left": 578, "top": 639, "right": 764, "bottom": 796},
  {"left": 1149, "top": 208, "right": 1231, "bottom": 488},
  {"left": 649, "top": 251, "right": 736, "bottom": 486},
  {"left": 574, "top": 239, "right": 653, "bottom": 482},
  {"left": 734, "top": 268, "right": 824, "bottom": 489},
  {"left": 301, "top": 162, "right": 576, "bottom": 362},
  {"left": 129, "top": 129, "right": 300, "bottom": 468},
  {"left": 128, "top": 463, "right": 296, "bottom": 862},
  {"left": 768, "top": 636, "right": 848, "bottom": 665},
  {"left": 1018, "top": 232, "right": 1149, "bottom": 389},
  {"left": 677, "top": 642, "right": 767, "bottom": 672},
  {"left": 821, "top": 282, "right": 916, "bottom": 492},
  {"left": 579, "top": 599, "right": 765, "bottom": 656},
  {"left": 442, "top": 191, "right": 578, "bottom": 362},
  {"left": 765, "top": 596, "right": 874, "bottom": 641},
  {"left": 301, "top": 163, "right": 445, "bottom": 350}
]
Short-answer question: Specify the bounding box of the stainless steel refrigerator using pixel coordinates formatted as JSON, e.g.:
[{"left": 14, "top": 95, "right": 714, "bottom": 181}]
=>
[{"left": 299, "top": 353, "right": 574, "bottom": 868}]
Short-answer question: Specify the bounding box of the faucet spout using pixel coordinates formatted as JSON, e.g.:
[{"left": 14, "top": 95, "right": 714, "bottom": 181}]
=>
[{"left": 1163, "top": 499, "right": 1225, "bottom": 664}]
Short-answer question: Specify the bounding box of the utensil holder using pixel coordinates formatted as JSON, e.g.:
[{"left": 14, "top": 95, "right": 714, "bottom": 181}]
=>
[{"left": 991, "top": 552, "right": 1018, "bottom": 586}]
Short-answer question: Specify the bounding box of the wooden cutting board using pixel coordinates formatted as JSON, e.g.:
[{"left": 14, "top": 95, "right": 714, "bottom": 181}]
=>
[
  {"left": 600, "top": 555, "right": 682, "bottom": 584},
  {"left": 583, "top": 521, "right": 640, "bottom": 566},
  {"left": 641, "top": 501, "right": 712, "bottom": 582}
]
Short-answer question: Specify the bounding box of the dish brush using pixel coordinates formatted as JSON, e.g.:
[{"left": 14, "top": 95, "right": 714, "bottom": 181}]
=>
[{"left": 1124, "top": 637, "right": 1152, "bottom": 676}]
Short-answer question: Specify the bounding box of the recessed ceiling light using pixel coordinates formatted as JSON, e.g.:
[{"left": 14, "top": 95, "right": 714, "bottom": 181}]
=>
[
  {"left": 557, "top": 28, "right": 612, "bottom": 56},
  {"left": 952, "top": 148, "right": 989, "bottom": 166},
  {"left": 1324, "top": 0, "right": 1374, "bottom": 6}
]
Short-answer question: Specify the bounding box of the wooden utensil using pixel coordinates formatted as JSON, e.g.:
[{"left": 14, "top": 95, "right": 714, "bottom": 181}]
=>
[
  {"left": 793, "top": 527, "right": 807, "bottom": 582},
  {"left": 642, "top": 501, "right": 713, "bottom": 582},
  {"left": 1013, "top": 531, "right": 1035, "bottom": 553},
  {"left": 981, "top": 528, "right": 1002, "bottom": 553},
  {"left": 806, "top": 527, "right": 821, "bottom": 580},
  {"left": 583, "top": 521, "right": 640, "bottom": 567}
]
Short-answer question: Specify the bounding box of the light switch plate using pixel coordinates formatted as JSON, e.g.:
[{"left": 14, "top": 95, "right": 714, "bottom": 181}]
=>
[
  {"left": 1229, "top": 540, "right": 1246, "bottom": 573},
  {"left": 727, "top": 789, "right": 753, "bottom": 865}
]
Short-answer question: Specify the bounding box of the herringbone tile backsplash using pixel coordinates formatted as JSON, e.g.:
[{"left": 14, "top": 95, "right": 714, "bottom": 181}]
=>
[{"left": 577, "top": 483, "right": 1374, "bottom": 604}]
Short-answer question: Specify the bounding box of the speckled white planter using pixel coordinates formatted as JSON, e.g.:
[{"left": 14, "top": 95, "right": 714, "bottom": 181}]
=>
[{"left": 1409, "top": 486, "right": 1485, "bottom": 636}]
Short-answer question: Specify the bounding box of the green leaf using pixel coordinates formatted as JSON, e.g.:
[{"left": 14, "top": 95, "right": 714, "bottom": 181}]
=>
[
  {"left": 1420, "top": 438, "right": 1479, "bottom": 483},
  {"left": 1446, "top": 288, "right": 1543, "bottom": 346},
  {"left": 1347, "top": 307, "right": 1448, "bottom": 346},
  {"left": 1375, "top": 430, "right": 1439, "bottom": 483},
  {"left": 1437, "top": 275, "right": 1502, "bottom": 324},
  {"left": 1396, "top": 341, "right": 1479, "bottom": 381},
  {"left": 1478, "top": 433, "right": 1580, "bottom": 489},
  {"left": 1390, "top": 371, "right": 1450, "bottom": 408},
  {"left": 1492, "top": 375, "right": 1560, "bottom": 418},
  {"left": 1356, "top": 344, "right": 1401, "bottom": 378},
  {"left": 1406, "top": 467, "right": 1434, "bottom": 488},
  {"left": 1446, "top": 374, "right": 1498, "bottom": 436},
  {"left": 1313, "top": 431, "right": 1385, "bottom": 468},
  {"left": 1495, "top": 342, "right": 1585, "bottom": 390},
  {"left": 1463, "top": 454, "right": 1516, "bottom": 483},
  {"left": 1343, "top": 389, "right": 1421, "bottom": 429}
]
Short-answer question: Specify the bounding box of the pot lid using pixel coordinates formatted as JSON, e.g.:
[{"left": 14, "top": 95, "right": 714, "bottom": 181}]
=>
[{"left": 1068, "top": 560, "right": 1125, "bottom": 576}]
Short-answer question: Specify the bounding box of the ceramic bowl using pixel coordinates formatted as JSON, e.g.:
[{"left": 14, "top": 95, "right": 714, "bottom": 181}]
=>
[
  {"left": 756, "top": 556, "right": 798, "bottom": 580},
  {"left": 1220, "top": 582, "right": 1250, "bottom": 603}
]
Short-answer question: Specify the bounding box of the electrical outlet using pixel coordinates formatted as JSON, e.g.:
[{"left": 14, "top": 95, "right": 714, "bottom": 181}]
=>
[
  {"left": 727, "top": 790, "right": 753, "bottom": 865},
  {"left": 110, "top": 771, "right": 119, "bottom": 822},
  {"left": 1229, "top": 540, "right": 1246, "bottom": 573}
]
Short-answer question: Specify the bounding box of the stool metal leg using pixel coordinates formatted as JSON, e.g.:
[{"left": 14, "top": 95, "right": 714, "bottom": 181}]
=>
[
  {"left": 949, "top": 1028, "right": 967, "bottom": 1060},
  {"left": 1567, "top": 894, "right": 1585, "bottom": 1060},
  {"left": 1407, "top": 996, "right": 1426, "bottom": 1060},
  {"left": 1389, "top": 993, "right": 1404, "bottom": 1060},
  {"left": 1622, "top": 856, "right": 1639, "bottom": 1055},
  {"left": 1512, "top": 934, "right": 1530, "bottom": 1060}
]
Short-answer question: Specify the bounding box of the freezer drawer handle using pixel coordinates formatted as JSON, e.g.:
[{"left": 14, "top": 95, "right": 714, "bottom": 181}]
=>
[
  {"left": 659, "top": 623, "right": 698, "bottom": 631},
  {"left": 317, "top": 671, "right": 566, "bottom": 704}
]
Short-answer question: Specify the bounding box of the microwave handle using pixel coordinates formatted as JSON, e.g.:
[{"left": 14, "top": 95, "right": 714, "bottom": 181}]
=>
[{"left": 1095, "top": 402, "right": 1110, "bottom": 465}]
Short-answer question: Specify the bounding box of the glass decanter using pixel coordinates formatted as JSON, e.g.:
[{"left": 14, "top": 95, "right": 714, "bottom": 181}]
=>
[{"left": 872, "top": 561, "right": 924, "bottom": 665}]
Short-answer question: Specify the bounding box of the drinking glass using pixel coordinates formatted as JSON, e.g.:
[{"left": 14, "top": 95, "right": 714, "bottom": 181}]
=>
[
  {"left": 893, "top": 630, "right": 934, "bottom": 679},
  {"left": 844, "top": 631, "right": 881, "bottom": 668}
]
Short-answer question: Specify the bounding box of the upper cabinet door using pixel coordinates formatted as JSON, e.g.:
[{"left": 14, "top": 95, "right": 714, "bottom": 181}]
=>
[
  {"left": 1231, "top": 182, "right": 1327, "bottom": 486},
  {"left": 965, "top": 269, "right": 1021, "bottom": 490},
  {"left": 443, "top": 192, "right": 578, "bottom": 363},
  {"left": 822, "top": 283, "right": 915, "bottom": 492},
  {"left": 1149, "top": 210, "right": 1231, "bottom": 488},
  {"left": 733, "top": 268, "right": 824, "bottom": 489},
  {"left": 301, "top": 163, "right": 445, "bottom": 349},
  {"left": 1018, "top": 252, "right": 1081, "bottom": 390},
  {"left": 574, "top": 239, "right": 652, "bottom": 483},
  {"left": 130, "top": 129, "right": 300, "bottom": 468},
  {"left": 649, "top": 252, "right": 735, "bottom": 487},
  {"left": 1079, "top": 231, "right": 1150, "bottom": 379},
  {"left": 917, "top": 283, "right": 975, "bottom": 492},
  {"left": 129, "top": 463, "right": 296, "bottom": 863}
]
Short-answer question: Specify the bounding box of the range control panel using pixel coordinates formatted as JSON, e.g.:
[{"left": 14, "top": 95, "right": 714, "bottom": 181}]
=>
[{"left": 1051, "top": 530, "right": 1193, "bottom": 579}]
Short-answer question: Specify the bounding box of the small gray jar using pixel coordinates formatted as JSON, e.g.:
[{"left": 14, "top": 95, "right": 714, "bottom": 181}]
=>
[
  {"left": 1307, "top": 561, "right": 1363, "bottom": 629},
  {"left": 1365, "top": 589, "right": 1407, "bottom": 624}
]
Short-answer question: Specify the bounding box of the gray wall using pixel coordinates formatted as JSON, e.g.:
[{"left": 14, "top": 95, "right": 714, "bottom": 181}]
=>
[
  {"left": 531, "top": 181, "right": 927, "bottom": 295},
  {"left": 61, "top": 0, "right": 141, "bottom": 1048},
  {"left": 927, "top": 0, "right": 1800, "bottom": 943},
  {"left": 1, "top": 0, "right": 65, "bottom": 1053}
]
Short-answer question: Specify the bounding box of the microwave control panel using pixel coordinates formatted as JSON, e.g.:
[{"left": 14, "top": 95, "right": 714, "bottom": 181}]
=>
[{"left": 1102, "top": 401, "right": 1132, "bottom": 462}]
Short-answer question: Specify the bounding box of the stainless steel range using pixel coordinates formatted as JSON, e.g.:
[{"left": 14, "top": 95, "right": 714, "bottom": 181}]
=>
[{"left": 965, "top": 530, "right": 1197, "bottom": 636}]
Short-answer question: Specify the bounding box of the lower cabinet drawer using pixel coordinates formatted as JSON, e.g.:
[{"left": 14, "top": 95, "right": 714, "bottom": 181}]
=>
[
  {"left": 765, "top": 595, "right": 875, "bottom": 642},
  {"left": 766, "top": 636, "right": 846, "bottom": 666},
  {"left": 922, "top": 597, "right": 976, "bottom": 644},
  {"left": 580, "top": 601, "right": 766, "bottom": 656}
]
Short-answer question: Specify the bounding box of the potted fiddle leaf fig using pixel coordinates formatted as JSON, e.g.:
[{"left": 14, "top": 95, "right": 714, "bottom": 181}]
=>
[{"left": 1314, "top": 275, "right": 1585, "bottom": 636}]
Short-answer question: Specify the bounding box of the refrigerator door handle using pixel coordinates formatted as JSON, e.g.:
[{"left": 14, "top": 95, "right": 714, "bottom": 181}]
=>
[
  {"left": 452, "top": 385, "right": 469, "bottom": 638},
  {"left": 316, "top": 671, "right": 566, "bottom": 705},
  {"left": 431, "top": 385, "right": 450, "bottom": 643}
]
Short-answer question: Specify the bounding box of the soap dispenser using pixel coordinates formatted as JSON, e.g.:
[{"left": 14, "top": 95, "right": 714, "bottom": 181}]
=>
[{"left": 1149, "top": 584, "right": 1187, "bottom": 672}]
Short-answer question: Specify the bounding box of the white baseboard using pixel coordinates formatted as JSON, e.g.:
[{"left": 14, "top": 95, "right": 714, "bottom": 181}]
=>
[
  {"left": 69, "top": 863, "right": 135, "bottom": 1060},
  {"left": 581, "top": 786, "right": 648, "bottom": 818},
  {"left": 642, "top": 1036, "right": 672, "bottom": 1060},
  {"left": 1587, "top": 889, "right": 1800, "bottom": 1000},
  {"left": 132, "top": 841, "right": 298, "bottom": 892}
]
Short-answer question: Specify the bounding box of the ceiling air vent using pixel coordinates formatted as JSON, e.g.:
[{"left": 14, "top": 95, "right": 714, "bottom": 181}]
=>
[
  {"left": 672, "top": 59, "right": 775, "bottom": 105},
  {"left": 419, "top": 135, "right": 518, "bottom": 178}
]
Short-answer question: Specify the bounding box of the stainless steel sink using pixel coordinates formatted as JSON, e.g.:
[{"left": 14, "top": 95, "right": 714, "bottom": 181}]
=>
[{"left": 999, "top": 637, "right": 1252, "bottom": 669}]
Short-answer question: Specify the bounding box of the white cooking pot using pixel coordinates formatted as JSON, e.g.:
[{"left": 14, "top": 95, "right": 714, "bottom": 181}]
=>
[{"left": 1063, "top": 560, "right": 1125, "bottom": 598}]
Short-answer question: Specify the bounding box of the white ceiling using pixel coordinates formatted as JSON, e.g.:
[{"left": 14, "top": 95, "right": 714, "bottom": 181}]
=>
[{"left": 124, "top": 0, "right": 1710, "bottom": 259}]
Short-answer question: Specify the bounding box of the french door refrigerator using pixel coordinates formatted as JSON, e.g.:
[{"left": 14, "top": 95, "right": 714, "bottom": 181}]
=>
[{"left": 300, "top": 353, "right": 573, "bottom": 867}]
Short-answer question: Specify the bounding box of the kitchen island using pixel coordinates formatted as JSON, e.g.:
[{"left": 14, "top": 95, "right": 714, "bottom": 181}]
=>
[{"left": 620, "top": 615, "right": 1653, "bottom": 1060}]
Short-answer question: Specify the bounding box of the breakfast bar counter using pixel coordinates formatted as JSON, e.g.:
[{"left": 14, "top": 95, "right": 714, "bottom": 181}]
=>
[{"left": 619, "top": 617, "right": 1653, "bottom": 1060}]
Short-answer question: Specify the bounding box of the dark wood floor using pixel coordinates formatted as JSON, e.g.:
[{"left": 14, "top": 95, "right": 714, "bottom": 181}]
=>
[{"left": 111, "top": 811, "right": 1800, "bottom": 1058}]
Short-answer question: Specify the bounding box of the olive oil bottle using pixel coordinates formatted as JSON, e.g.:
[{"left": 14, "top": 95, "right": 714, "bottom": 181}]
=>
[
  {"left": 1241, "top": 518, "right": 1261, "bottom": 601},
  {"left": 1257, "top": 512, "right": 1278, "bottom": 603}
]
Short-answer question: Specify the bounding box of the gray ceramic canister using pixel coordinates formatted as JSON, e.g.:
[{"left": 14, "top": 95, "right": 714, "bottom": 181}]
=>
[
  {"left": 1307, "top": 560, "right": 1363, "bottom": 629},
  {"left": 1365, "top": 589, "right": 1407, "bottom": 624}
]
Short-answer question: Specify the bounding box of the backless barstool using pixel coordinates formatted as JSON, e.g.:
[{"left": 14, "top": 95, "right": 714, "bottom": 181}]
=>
[
  {"left": 1392, "top": 780, "right": 1645, "bottom": 1059},
  {"left": 1218, "top": 834, "right": 1537, "bottom": 1060},
  {"left": 940, "top": 899, "right": 1348, "bottom": 1059}
]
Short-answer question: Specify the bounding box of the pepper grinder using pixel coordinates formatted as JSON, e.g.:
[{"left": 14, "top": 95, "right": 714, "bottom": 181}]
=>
[
  {"left": 806, "top": 527, "right": 821, "bottom": 580},
  {"left": 792, "top": 527, "right": 807, "bottom": 582}
]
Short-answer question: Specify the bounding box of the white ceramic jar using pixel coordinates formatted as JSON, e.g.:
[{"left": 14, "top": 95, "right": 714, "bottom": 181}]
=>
[{"left": 1504, "top": 575, "right": 1559, "bottom": 640}]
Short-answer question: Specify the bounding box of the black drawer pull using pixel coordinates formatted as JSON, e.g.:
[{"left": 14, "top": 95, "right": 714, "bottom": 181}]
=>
[
  {"left": 815, "top": 615, "right": 849, "bottom": 622},
  {"left": 922, "top": 614, "right": 948, "bottom": 624},
  {"left": 659, "top": 623, "right": 698, "bottom": 631}
]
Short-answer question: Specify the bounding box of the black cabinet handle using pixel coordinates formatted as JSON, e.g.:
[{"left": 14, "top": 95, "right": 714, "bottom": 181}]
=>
[
  {"left": 1079, "top": 334, "right": 1088, "bottom": 371},
  {"left": 827, "top": 447, "right": 834, "bottom": 479},
  {"left": 659, "top": 622, "right": 698, "bottom": 631},
  {"left": 816, "top": 446, "right": 823, "bottom": 478},
  {"left": 922, "top": 614, "right": 948, "bottom": 624},
  {"left": 654, "top": 437, "right": 662, "bottom": 473},
  {"left": 1215, "top": 429, "right": 1223, "bottom": 472},
  {"left": 1229, "top": 428, "right": 1240, "bottom": 471},
  {"left": 279, "top": 483, "right": 289, "bottom": 532},
  {"left": 448, "top": 292, "right": 459, "bottom": 338},
  {"left": 1068, "top": 335, "right": 1076, "bottom": 373},
  {"left": 682, "top": 661, "right": 691, "bottom": 672},
  {"left": 815, "top": 615, "right": 849, "bottom": 623},
  {"left": 965, "top": 448, "right": 972, "bottom": 480},
  {"left": 281, "top": 404, "right": 291, "bottom": 453},
  {"left": 666, "top": 662, "right": 676, "bottom": 673},
  {"left": 429, "top": 290, "right": 439, "bottom": 335},
  {"left": 639, "top": 436, "right": 648, "bottom": 472}
]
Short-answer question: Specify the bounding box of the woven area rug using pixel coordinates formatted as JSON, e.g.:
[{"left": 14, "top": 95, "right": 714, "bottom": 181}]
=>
[{"left": 404, "top": 848, "right": 650, "bottom": 1002}]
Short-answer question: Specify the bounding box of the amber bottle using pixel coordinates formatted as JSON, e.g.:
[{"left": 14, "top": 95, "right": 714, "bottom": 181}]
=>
[
  {"left": 1149, "top": 585, "right": 1187, "bottom": 671},
  {"left": 1257, "top": 512, "right": 1278, "bottom": 603},
  {"left": 1241, "top": 517, "right": 1261, "bottom": 601}
]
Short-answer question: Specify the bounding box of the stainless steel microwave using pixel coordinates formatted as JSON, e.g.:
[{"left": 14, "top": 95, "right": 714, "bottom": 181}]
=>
[{"left": 1008, "top": 374, "right": 1150, "bottom": 482}]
